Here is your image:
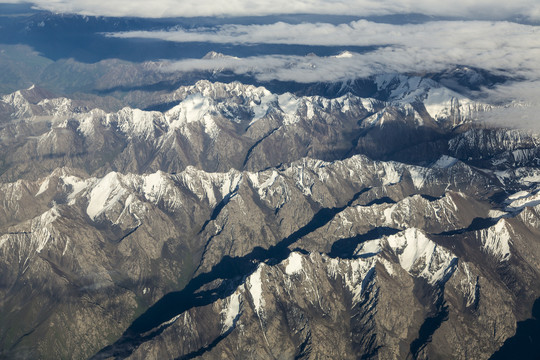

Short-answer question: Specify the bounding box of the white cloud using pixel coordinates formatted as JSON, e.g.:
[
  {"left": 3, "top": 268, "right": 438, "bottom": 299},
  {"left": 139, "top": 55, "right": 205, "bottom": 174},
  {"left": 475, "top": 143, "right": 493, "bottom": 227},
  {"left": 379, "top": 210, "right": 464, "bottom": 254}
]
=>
[
  {"left": 482, "top": 105, "right": 540, "bottom": 130},
  {"left": 110, "top": 20, "right": 540, "bottom": 48},
  {"left": 154, "top": 49, "right": 476, "bottom": 84},
  {"left": 479, "top": 81, "right": 540, "bottom": 104},
  {"left": 477, "top": 81, "right": 540, "bottom": 130},
  {"left": 137, "top": 20, "right": 540, "bottom": 84},
  {"left": 6, "top": 0, "right": 540, "bottom": 21},
  {"left": 161, "top": 54, "right": 378, "bottom": 83}
]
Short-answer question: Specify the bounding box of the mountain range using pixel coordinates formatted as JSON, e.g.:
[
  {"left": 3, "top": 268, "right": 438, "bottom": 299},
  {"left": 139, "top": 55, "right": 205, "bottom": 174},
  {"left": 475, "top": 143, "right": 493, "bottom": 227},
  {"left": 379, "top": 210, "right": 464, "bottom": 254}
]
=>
[{"left": 0, "top": 64, "right": 539, "bottom": 359}]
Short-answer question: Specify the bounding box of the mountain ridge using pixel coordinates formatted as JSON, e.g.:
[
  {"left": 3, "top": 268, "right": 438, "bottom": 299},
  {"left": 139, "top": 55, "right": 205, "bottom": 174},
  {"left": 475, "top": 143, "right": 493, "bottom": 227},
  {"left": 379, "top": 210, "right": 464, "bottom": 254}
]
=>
[{"left": 0, "top": 75, "right": 539, "bottom": 359}]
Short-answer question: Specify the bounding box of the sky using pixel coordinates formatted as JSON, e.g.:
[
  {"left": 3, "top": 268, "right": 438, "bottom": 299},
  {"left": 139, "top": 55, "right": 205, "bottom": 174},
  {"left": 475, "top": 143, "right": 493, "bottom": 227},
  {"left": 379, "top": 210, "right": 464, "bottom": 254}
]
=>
[{"left": 3, "top": 0, "right": 540, "bottom": 20}]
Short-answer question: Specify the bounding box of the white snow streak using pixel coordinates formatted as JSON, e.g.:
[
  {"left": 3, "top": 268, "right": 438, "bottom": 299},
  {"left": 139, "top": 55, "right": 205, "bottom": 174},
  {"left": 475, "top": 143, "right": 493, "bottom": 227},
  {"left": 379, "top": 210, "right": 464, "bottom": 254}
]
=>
[
  {"left": 221, "top": 291, "right": 241, "bottom": 333},
  {"left": 248, "top": 265, "right": 265, "bottom": 315}
]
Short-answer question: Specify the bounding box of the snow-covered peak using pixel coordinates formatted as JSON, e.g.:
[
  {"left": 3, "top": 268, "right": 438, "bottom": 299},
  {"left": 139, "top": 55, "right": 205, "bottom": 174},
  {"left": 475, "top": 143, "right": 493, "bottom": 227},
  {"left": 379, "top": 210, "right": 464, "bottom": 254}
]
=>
[
  {"left": 423, "top": 86, "right": 480, "bottom": 123},
  {"left": 374, "top": 74, "right": 435, "bottom": 101},
  {"left": 0, "top": 205, "right": 62, "bottom": 255},
  {"left": 114, "top": 107, "right": 164, "bottom": 139},
  {"left": 171, "top": 80, "right": 271, "bottom": 103},
  {"left": 277, "top": 93, "right": 301, "bottom": 125},
  {"left": 386, "top": 228, "right": 456, "bottom": 284},
  {"left": 141, "top": 171, "right": 171, "bottom": 203},
  {"left": 78, "top": 165, "right": 245, "bottom": 224},
  {"left": 246, "top": 169, "right": 288, "bottom": 208},
  {"left": 165, "top": 94, "right": 221, "bottom": 138},
  {"left": 327, "top": 255, "right": 378, "bottom": 303},
  {"left": 477, "top": 219, "right": 512, "bottom": 261},
  {"left": 166, "top": 93, "right": 214, "bottom": 123},
  {"left": 0, "top": 85, "right": 69, "bottom": 119},
  {"left": 371, "top": 73, "right": 490, "bottom": 125},
  {"left": 77, "top": 108, "right": 108, "bottom": 137},
  {"left": 333, "top": 51, "right": 354, "bottom": 58},
  {"left": 1, "top": 90, "right": 32, "bottom": 119},
  {"left": 177, "top": 166, "right": 242, "bottom": 207},
  {"left": 202, "top": 51, "right": 239, "bottom": 60},
  {"left": 169, "top": 81, "right": 281, "bottom": 126},
  {"left": 86, "top": 172, "right": 125, "bottom": 220}
]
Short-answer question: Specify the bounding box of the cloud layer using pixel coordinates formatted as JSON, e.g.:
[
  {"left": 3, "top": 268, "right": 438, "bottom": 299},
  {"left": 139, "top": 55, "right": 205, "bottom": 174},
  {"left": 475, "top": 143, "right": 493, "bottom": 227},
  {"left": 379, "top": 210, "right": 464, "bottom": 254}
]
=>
[
  {"left": 5, "top": 0, "right": 540, "bottom": 20},
  {"left": 111, "top": 20, "right": 539, "bottom": 48},
  {"left": 477, "top": 81, "right": 540, "bottom": 130},
  {"left": 133, "top": 20, "right": 540, "bottom": 84}
]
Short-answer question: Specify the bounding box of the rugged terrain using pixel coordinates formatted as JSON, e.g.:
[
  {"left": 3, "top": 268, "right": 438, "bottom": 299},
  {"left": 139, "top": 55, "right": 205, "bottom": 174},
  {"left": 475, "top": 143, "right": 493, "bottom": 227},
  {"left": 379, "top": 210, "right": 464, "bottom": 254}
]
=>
[{"left": 0, "top": 71, "right": 539, "bottom": 359}]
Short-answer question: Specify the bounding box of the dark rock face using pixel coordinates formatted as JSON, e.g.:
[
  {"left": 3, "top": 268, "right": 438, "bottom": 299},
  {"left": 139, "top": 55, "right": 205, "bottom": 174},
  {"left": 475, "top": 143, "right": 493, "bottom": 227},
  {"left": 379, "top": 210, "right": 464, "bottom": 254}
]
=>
[
  {"left": 489, "top": 298, "right": 540, "bottom": 360},
  {"left": 0, "top": 76, "right": 539, "bottom": 360}
]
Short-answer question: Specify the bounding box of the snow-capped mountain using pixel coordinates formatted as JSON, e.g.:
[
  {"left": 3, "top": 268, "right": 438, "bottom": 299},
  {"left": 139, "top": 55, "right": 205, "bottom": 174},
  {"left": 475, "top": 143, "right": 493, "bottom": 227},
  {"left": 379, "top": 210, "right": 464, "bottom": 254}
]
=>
[
  {"left": 0, "top": 77, "right": 515, "bottom": 183},
  {"left": 0, "top": 75, "right": 539, "bottom": 360}
]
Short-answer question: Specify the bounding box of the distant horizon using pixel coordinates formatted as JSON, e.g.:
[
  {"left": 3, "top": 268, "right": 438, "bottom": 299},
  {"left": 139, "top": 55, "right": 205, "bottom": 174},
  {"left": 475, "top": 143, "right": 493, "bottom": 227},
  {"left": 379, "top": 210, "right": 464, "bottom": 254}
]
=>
[
  {"left": 1, "top": 0, "right": 540, "bottom": 128},
  {"left": 2, "top": 0, "right": 540, "bottom": 21}
]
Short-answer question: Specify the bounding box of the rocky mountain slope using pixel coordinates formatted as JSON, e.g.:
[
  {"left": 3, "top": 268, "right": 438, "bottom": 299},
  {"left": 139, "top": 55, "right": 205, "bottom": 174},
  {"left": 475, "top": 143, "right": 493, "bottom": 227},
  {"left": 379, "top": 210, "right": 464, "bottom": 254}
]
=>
[{"left": 0, "top": 73, "right": 539, "bottom": 359}]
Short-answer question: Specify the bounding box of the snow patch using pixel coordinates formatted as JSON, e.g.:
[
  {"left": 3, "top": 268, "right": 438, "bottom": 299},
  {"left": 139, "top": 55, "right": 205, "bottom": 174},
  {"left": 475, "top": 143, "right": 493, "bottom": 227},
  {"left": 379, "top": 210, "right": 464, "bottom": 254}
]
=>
[
  {"left": 361, "top": 98, "right": 376, "bottom": 113},
  {"left": 354, "top": 240, "right": 381, "bottom": 257},
  {"left": 379, "top": 258, "right": 395, "bottom": 276},
  {"left": 250, "top": 91, "right": 276, "bottom": 123},
  {"left": 460, "top": 263, "right": 478, "bottom": 308},
  {"left": 168, "top": 93, "right": 213, "bottom": 123},
  {"left": 521, "top": 173, "right": 540, "bottom": 184},
  {"left": 285, "top": 252, "right": 303, "bottom": 275},
  {"left": 142, "top": 171, "right": 168, "bottom": 203},
  {"left": 166, "top": 93, "right": 221, "bottom": 139},
  {"left": 306, "top": 101, "right": 315, "bottom": 119},
  {"left": 117, "top": 107, "right": 162, "bottom": 139},
  {"left": 488, "top": 209, "right": 507, "bottom": 219},
  {"left": 508, "top": 190, "right": 530, "bottom": 201},
  {"left": 345, "top": 258, "right": 377, "bottom": 302},
  {"left": 424, "top": 87, "right": 458, "bottom": 120},
  {"left": 507, "top": 191, "right": 540, "bottom": 211},
  {"left": 413, "top": 110, "right": 424, "bottom": 125},
  {"left": 62, "top": 176, "right": 89, "bottom": 204},
  {"left": 77, "top": 110, "right": 106, "bottom": 137},
  {"left": 383, "top": 204, "right": 396, "bottom": 224},
  {"left": 248, "top": 170, "right": 280, "bottom": 200},
  {"left": 34, "top": 207, "right": 61, "bottom": 253},
  {"left": 221, "top": 291, "right": 241, "bottom": 332},
  {"left": 433, "top": 155, "right": 458, "bottom": 169},
  {"left": 35, "top": 178, "right": 50, "bottom": 196},
  {"left": 179, "top": 168, "right": 242, "bottom": 207},
  {"left": 381, "top": 163, "right": 401, "bottom": 185},
  {"left": 408, "top": 168, "right": 427, "bottom": 189}
]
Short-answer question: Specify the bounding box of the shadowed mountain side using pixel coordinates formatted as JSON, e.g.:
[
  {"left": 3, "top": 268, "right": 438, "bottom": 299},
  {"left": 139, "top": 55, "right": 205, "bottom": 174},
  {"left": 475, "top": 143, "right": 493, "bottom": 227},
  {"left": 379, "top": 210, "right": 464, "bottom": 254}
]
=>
[
  {"left": 489, "top": 298, "right": 540, "bottom": 360},
  {"left": 91, "top": 188, "right": 370, "bottom": 359}
]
